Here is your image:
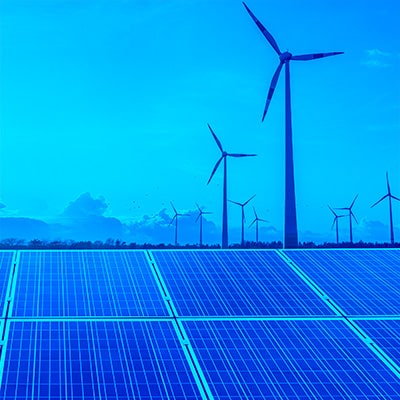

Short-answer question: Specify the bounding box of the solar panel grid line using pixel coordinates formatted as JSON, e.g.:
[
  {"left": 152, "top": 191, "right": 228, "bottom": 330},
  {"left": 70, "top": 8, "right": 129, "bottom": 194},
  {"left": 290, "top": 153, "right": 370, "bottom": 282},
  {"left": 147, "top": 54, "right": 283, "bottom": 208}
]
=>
[
  {"left": 283, "top": 249, "right": 400, "bottom": 316},
  {"left": 0, "top": 252, "right": 17, "bottom": 319}
]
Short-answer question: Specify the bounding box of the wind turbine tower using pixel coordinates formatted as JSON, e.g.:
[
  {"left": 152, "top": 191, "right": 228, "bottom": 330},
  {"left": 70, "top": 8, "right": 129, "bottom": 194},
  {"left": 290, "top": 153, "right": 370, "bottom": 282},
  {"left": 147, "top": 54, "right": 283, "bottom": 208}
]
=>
[
  {"left": 229, "top": 194, "right": 256, "bottom": 246},
  {"left": 336, "top": 195, "right": 358, "bottom": 244},
  {"left": 207, "top": 124, "right": 256, "bottom": 248},
  {"left": 169, "top": 202, "right": 186, "bottom": 247},
  {"left": 195, "top": 203, "right": 212, "bottom": 247},
  {"left": 249, "top": 207, "right": 268, "bottom": 243},
  {"left": 243, "top": 2, "right": 343, "bottom": 248},
  {"left": 328, "top": 205, "right": 345, "bottom": 244},
  {"left": 371, "top": 172, "right": 400, "bottom": 244}
]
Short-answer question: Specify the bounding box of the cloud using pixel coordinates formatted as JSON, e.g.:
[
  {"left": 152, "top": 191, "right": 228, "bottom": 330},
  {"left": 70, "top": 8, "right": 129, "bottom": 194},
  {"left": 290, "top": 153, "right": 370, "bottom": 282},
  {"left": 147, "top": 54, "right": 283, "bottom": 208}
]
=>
[
  {"left": 362, "top": 48, "right": 392, "bottom": 68},
  {"left": 62, "top": 192, "right": 108, "bottom": 218},
  {"left": 0, "top": 217, "right": 51, "bottom": 240}
]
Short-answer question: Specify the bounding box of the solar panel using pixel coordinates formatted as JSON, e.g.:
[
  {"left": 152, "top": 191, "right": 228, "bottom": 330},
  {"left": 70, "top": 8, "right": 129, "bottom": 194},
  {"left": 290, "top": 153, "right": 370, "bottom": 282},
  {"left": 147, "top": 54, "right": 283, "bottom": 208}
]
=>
[
  {"left": 183, "top": 319, "right": 400, "bottom": 399},
  {"left": 0, "top": 252, "right": 14, "bottom": 318},
  {"left": 0, "top": 320, "right": 203, "bottom": 399},
  {"left": 12, "top": 251, "right": 169, "bottom": 317},
  {"left": 151, "top": 250, "right": 334, "bottom": 316},
  {"left": 284, "top": 249, "right": 400, "bottom": 316},
  {"left": 356, "top": 319, "right": 400, "bottom": 366}
]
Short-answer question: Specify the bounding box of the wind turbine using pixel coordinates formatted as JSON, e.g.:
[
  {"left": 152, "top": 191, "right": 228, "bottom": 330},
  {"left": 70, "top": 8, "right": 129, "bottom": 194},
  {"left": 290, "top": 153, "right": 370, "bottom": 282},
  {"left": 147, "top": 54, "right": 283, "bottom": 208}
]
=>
[
  {"left": 195, "top": 203, "right": 212, "bottom": 247},
  {"left": 328, "top": 205, "right": 345, "bottom": 244},
  {"left": 243, "top": 3, "right": 343, "bottom": 249},
  {"left": 207, "top": 123, "right": 256, "bottom": 248},
  {"left": 228, "top": 194, "right": 256, "bottom": 246},
  {"left": 249, "top": 206, "right": 268, "bottom": 243},
  {"left": 169, "top": 202, "right": 186, "bottom": 246},
  {"left": 371, "top": 172, "right": 400, "bottom": 244},
  {"left": 335, "top": 195, "right": 358, "bottom": 244}
]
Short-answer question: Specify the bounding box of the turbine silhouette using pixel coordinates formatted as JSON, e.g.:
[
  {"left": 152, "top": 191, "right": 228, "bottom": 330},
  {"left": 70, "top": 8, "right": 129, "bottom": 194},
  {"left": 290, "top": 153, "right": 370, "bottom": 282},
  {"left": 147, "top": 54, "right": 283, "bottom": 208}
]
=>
[
  {"left": 328, "top": 205, "right": 345, "bottom": 244},
  {"left": 207, "top": 123, "right": 256, "bottom": 248},
  {"left": 243, "top": 2, "right": 343, "bottom": 249},
  {"left": 169, "top": 202, "right": 187, "bottom": 246},
  {"left": 336, "top": 195, "right": 358, "bottom": 244},
  {"left": 249, "top": 206, "right": 268, "bottom": 243},
  {"left": 195, "top": 203, "right": 212, "bottom": 247},
  {"left": 228, "top": 194, "right": 256, "bottom": 246},
  {"left": 371, "top": 172, "right": 400, "bottom": 244}
]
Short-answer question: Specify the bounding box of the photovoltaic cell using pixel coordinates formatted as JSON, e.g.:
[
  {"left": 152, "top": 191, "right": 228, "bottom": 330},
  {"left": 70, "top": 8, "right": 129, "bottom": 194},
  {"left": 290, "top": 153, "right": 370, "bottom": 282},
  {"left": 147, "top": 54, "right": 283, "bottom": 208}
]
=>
[
  {"left": 0, "top": 252, "right": 14, "bottom": 315},
  {"left": 12, "top": 251, "right": 168, "bottom": 317},
  {"left": 356, "top": 319, "right": 400, "bottom": 365},
  {"left": 183, "top": 319, "right": 400, "bottom": 399},
  {"left": 0, "top": 321, "right": 202, "bottom": 399},
  {"left": 284, "top": 249, "right": 400, "bottom": 316},
  {"left": 152, "top": 250, "right": 334, "bottom": 316}
]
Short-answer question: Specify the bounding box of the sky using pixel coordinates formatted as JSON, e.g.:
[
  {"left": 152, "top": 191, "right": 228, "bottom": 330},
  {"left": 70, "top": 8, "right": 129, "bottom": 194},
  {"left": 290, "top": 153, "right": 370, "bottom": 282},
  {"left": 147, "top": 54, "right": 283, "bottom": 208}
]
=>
[{"left": 0, "top": 0, "right": 399, "bottom": 245}]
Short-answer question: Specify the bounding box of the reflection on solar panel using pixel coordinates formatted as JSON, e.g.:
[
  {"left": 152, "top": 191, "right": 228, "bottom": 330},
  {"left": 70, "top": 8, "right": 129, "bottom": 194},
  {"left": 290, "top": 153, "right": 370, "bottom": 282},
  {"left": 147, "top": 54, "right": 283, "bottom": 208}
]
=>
[
  {"left": 151, "top": 250, "right": 334, "bottom": 316},
  {"left": 284, "top": 249, "right": 400, "bottom": 316},
  {"left": 183, "top": 319, "right": 400, "bottom": 399},
  {"left": 356, "top": 319, "right": 400, "bottom": 365},
  {"left": 12, "top": 251, "right": 168, "bottom": 317},
  {"left": 0, "top": 320, "right": 202, "bottom": 399},
  {"left": 0, "top": 252, "right": 14, "bottom": 317}
]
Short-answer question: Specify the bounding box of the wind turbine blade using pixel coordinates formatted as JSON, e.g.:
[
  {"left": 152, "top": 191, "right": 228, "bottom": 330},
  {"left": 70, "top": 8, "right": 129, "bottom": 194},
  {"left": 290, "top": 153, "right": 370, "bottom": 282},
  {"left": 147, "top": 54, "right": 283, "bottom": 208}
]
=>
[
  {"left": 168, "top": 215, "right": 176, "bottom": 226},
  {"left": 391, "top": 195, "right": 400, "bottom": 202},
  {"left": 243, "top": 194, "right": 256, "bottom": 206},
  {"left": 195, "top": 213, "right": 201, "bottom": 223},
  {"left": 207, "top": 124, "right": 223, "bottom": 153},
  {"left": 228, "top": 153, "right": 257, "bottom": 157},
  {"left": 292, "top": 52, "right": 344, "bottom": 61},
  {"left": 371, "top": 194, "right": 388, "bottom": 208},
  {"left": 249, "top": 219, "right": 256, "bottom": 228},
  {"left": 335, "top": 207, "right": 349, "bottom": 210},
  {"left": 170, "top": 202, "right": 177, "bottom": 214},
  {"left": 262, "top": 62, "right": 283, "bottom": 121},
  {"left": 203, "top": 211, "right": 213, "bottom": 215},
  {"left": 351, "top": 211, "right": 358, "bottom": 225},
  {"left": 259, "top": 218, "right": 268, "bottom": 223},
  {"left": 195, "top": 203, "right": 201, "bottom": 212},
  {"left": 328, "top": 205, "right": 337, "bottom": 217},
  {"left": 242, "top": 2, "right": 281, "bottom": 55},
  {"left": 350, "top": 194, "right": 358, "bottom": 209},
  {"left": 253, "top": 206, "right": 258, "bottom": 219},
  {"left": 330, "top": 217, "right": 337, "bottom": 231},
  {"left": 386, "top": 171, "right": 391, "bottom": 195},
  {"left": 207, "top": 156, "right": 223, "bottom": 185},
  {"left": 228, "top": 200, "right": 241, "bottom": 206}
]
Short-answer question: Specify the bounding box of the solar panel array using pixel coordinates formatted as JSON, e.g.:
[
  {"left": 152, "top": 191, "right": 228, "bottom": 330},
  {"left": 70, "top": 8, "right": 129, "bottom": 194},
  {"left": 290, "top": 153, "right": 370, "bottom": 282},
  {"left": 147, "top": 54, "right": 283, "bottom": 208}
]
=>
[{"left": 0, "top": 248, "right": 399, "bottom": 399}]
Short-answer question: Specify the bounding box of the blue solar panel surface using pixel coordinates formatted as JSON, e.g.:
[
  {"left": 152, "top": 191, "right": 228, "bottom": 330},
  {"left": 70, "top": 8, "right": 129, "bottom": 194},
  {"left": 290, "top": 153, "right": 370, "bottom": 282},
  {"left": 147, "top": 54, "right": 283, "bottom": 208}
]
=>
[
  {"left": 183, "top": 319, "right": 400, "bottom": 399},
  {"left": 12, "top": 251, "right": 168, "bottom": 317},
  {"left": 151, "top": 250, "right": 334, "bottom": 316},
  {"left": 0, "top": 321, "right": 202, "bottom": 399},
  {"left": 356, "top": 319, "right": 400, "bottom": 365},
  {"left": 284, "top": 249, "right": 400, "bottom": 315},
  {"left": 0, "top": 252, "right": 14, "bottom": 316}
]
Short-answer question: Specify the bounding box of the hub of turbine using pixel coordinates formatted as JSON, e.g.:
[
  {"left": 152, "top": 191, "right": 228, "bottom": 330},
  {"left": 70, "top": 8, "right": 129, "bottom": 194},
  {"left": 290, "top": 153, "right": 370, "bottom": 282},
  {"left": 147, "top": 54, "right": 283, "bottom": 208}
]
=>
[{"left": 279, "top": 51, "right": 292, "bottom": 62}]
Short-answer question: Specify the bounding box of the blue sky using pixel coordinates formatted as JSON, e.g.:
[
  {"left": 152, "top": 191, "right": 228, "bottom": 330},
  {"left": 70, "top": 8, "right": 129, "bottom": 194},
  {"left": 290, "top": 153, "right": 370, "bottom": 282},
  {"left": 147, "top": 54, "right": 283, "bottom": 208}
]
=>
[{"left": 0, "top": 0, "right": 399, "bottom": 244}]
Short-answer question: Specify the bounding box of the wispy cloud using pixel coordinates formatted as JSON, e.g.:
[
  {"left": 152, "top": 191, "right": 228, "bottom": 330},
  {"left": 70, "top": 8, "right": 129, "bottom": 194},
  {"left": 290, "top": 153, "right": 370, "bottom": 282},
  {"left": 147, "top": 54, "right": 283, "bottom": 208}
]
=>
[{"left": 362, "top": 48, "right": 393, "bottom": 68}]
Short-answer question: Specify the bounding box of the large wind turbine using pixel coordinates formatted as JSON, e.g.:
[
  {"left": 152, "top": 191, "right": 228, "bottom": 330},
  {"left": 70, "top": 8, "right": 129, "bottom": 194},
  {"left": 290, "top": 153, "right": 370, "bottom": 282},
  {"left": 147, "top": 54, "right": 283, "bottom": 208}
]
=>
[
  {"left": 249, "top": 206, "right": 268, "bottom": 243},
  {"left": 328, "top": 205, "right": 345, "bottom": 244},
  {"left": 169, "top": 202, "right": 186, "bottom": 246},
  {"left": 243, "top": 2, "right": 343, "bottom": 248},
  {"left": 207, "top": 124, "right": 256, "bottom": 248},
  {"left": 371, "top": 172, "right": 400, "bottom": 244},
  {"left": 228, "top": 194, "right": 256, "bottom": 246},
  {"left": 336, "top": 195, "right": 358, "bottom": 244},
  {"left": 195, "top": 203, "right": 212, "bottom": 247}
]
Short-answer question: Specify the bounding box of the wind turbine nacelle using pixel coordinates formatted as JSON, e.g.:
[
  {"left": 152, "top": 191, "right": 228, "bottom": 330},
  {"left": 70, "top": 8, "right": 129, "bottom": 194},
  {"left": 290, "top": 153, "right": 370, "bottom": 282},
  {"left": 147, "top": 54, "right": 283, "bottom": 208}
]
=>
[{"left": 279, "top": 51, "right": 292, "bottom": 62}]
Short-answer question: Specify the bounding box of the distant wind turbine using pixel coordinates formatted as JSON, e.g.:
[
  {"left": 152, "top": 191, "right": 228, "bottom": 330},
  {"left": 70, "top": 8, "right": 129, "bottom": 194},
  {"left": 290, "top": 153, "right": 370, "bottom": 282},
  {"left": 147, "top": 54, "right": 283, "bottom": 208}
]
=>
[
  {"left": 243, "top": 2, "right": 343, "bottom": 249},
  {"left": 328, "top": 205, "right": 345, "bottom": 244},
  {"left": 207, "top": 124, "right": 256, "bottom": 248},
  {"left": 229, "top": 194, "right": 256, "bottom": 246},
  {"left": 249, "top": 206, "right": 268, "bottom": 243},
  {"left": 336, "top": 195, "right": 358, "bottom": 244},
  {"left": 371, "top": 172, "right": 400, "bottom": 244},
  {"left": 169, "top": 202, "right": 186, "bottom": 246},
  {"left": 195, "top": 203, "right": 212, "bottom": 247}
]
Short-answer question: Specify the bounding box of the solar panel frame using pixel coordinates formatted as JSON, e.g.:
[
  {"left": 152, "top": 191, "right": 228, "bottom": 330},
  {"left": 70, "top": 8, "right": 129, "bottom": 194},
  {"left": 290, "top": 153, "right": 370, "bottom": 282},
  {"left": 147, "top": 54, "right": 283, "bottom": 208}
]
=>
[
  {"left": 0, "top": 252, "right": 15, "bottom": 319},
  {"left": 12, "top": 250, "right": 170, "bottom": 318},
  {"left": 0, "top": 320, "right": 204, "bottom": 399},
  {"left": 183, "top": 319, "right": 400, "bottom": 399},
  {"left": 283, "top": 249, "right": 400, "bottom": 316},
  {"left": 151, "top": 249, "right": 335, "bottom": 317}
]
